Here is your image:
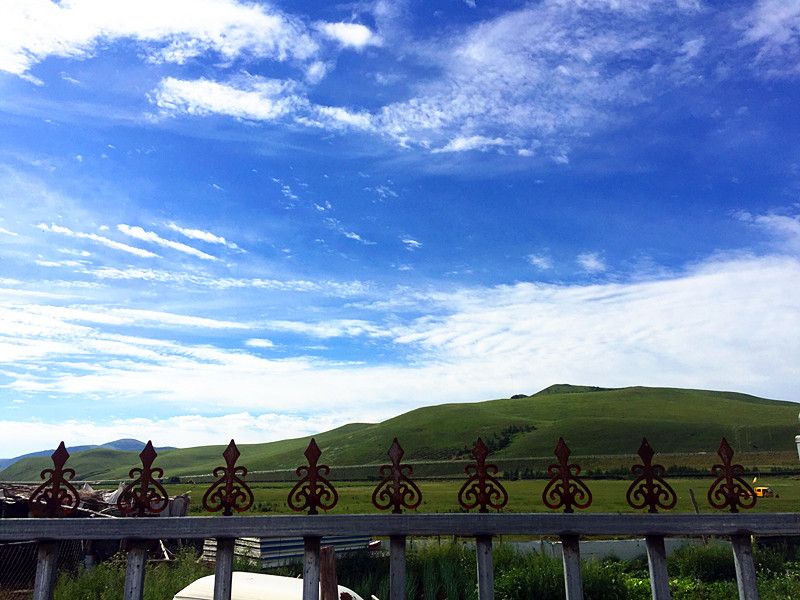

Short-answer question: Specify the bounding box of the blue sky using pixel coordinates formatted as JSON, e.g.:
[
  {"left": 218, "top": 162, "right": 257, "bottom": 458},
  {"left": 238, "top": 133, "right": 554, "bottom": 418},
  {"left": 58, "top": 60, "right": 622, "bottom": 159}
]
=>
[{"left": 1, "top": 0, "right": 799, "bottom": 456}]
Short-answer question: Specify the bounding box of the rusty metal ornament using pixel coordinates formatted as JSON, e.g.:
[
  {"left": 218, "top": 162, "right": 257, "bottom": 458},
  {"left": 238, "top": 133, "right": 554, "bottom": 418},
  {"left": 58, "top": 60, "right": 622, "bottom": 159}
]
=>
[
  {"left": 707, "top": 438, "right": 756, "bottom": 513},
  {"left": 202, "top": 439, "right": 254, "bottom": 515},
  {"left": 626, "top": 438, "right": 677, "bottom": 513},
  {"left": 457, "top": 438, "right": 509, "bottom": 512},
  {"left": 117, "top": 441, "right": 169, "bottom": 517},
  {"left": 287, "top": 438, "right": 338, "bottom": 515},
  {"left": 372, "top": 438, "right": 422, "bottom": 513},
  {"left": 542, "top": 437, "right": 592, "bottom": 513},
  {"left": 29, "top": 442, "right": 80, "bottom": 518}
]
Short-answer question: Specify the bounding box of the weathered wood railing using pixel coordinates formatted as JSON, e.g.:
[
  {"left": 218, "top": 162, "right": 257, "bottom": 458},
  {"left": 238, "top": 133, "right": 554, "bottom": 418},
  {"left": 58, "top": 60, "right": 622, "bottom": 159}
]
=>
[{"left": 4, "top": 512, "right": 799, "bottom": 600}]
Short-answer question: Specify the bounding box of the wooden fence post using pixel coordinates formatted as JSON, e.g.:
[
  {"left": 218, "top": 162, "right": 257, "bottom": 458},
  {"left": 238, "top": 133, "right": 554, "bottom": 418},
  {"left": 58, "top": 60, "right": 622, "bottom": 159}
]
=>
[
  {"left": 32, "top": 541, "right": 59, "bottom": 600},
  {"left": 560, "top": 535, "right": 584, "bottom": 600},
  {"left": 213, "top": 538, "right": 235, "bottom": 600},
  {"left": 475, "top": 535, "right": 495, "bottom": 600},
  {"left": 303, "top": 537, "right": 322, "bottom": 600},
  {"left": 390, "top": 535, "right": 407, "bottom": 600},
  {"left": 645, "top": 535, "right": 671, "bottom": 600},
  {"left": 320, "top": 546, "right": 338, "bottom": 600},
  {"left": 123, "top": 541, "right": 148, "bottom": 600},
  {"left": 731, "top": 534, "right": 759, "bottom": 600}
]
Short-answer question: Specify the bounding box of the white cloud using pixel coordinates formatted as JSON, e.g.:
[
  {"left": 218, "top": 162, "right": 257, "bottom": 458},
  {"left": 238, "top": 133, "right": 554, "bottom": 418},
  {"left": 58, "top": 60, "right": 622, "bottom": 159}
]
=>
[
  {"left": 245, "top": 338, "right": 274, "bottom": 348},
  {"left": 576, "top": 252, "right": 606, "bottom": 273},
  {"left": 319, "top": 22, "right": 381, "bottom": 50},
  {"left": 742, "top": 0, "right": 800, "bottom": 76},
  {"left": 117, "top": 224, "right": 218, "bottom": 261},
  {"left": 167, "top": 222, "right": 241, "bottom": 251},
  {"left": 0, "top": 254, "right": 798, "bottom": 458},
  {"left": 37, "top": 223, "right": 158, "bottom": 258},
  {"left": 0, "top": 412, "right": 351, "bottom": 458},
  {"left": 527, "top": 254, "right": 553, "bottom": 270},
  {"left": 152, "top": 76, "right": 302, "bottom": 121},
  {"left": 402, "top": 238, "right": 422, "bottom": 250},
  {"left": 737, "top": 210, "right": 800, "bottom": 253},
  {"left": 0, "top": 227, "right": 19, "bottom": 237},
  {"left": 432, "top": 136, "right": 510, "bottom": 153},
  {"left": 0, "top": 0, "right": 318, "bottom": 80}
]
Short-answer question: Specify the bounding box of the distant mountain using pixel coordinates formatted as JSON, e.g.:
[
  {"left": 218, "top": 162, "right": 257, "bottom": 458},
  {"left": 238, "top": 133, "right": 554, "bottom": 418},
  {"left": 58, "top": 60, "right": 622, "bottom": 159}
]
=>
[
  {"left": 0, "top": 439, "right": 175, "bottom": 471},
  {"left": 2, "top": 384, "right": 797, "bottom": 482}
]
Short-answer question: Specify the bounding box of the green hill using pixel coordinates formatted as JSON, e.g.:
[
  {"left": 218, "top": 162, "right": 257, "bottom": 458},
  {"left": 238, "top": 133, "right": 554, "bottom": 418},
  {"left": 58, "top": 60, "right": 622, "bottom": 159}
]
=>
[{"left": 3, "top": 384, "right": 798, "bottom": 481}]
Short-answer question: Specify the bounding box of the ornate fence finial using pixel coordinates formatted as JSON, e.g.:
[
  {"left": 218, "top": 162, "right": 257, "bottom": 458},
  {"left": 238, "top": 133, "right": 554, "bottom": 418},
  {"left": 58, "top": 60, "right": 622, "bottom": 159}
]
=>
[
  {"left": 287, "top": 438, "right": 338, "bottom": 515},
  {"left": 542, "top": 437, "right": 592, "bottom": 513},
  {"left": 117, "top": 441, "right": 169, "bottom": 517},
  {"left": 202, "top": 439, "right": 254, "bottom": 515},
  {"left": 372, "top": 438, "right": 422, "bottom": 513},
  {"left": 707, "top": 437, "right": 756, "bottom": 513},
  {"left": 457, "top": 438, "right": 508, "bottom": 513},
  {"left": 626, "top": 438, "right": 677, "bottom": 513},
  {"left": 29, "top": 442, "right": 80, "bottom": 518}
]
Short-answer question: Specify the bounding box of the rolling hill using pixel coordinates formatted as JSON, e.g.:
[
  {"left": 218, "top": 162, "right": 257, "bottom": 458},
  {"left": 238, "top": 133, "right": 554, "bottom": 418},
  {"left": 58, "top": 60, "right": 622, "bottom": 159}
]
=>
[{"left": 2, "top": 384, "right": 798, "bottom": 481}]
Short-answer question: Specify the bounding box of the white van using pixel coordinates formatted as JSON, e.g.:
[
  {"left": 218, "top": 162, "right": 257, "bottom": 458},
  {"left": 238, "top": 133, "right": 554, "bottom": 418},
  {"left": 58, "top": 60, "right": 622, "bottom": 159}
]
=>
[{"left": 173, "top": 572, "right": 365, "bottom": 600}]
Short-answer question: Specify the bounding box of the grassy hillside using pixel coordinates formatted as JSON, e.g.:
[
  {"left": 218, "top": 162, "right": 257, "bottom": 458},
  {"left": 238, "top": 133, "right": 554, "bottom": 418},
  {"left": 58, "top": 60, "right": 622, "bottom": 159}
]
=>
[{"left": 3, "top": 384, "right": 798, "bottom": 481}]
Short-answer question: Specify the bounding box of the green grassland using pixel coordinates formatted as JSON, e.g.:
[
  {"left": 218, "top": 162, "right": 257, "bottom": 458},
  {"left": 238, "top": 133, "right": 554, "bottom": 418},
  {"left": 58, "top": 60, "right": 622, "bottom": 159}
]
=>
[
  {"left": 170, "top": 477, "right": 800, "bottom": 515},
  {"left": 3, "top": 384, "right": 799, "bottom": 481}
]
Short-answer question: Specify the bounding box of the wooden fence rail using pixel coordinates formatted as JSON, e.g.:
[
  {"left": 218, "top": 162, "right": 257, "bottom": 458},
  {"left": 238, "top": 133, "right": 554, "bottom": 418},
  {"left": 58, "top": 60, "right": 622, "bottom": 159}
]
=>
[{"left": 5, "top": 512, "right": 799, "bottom": 600}]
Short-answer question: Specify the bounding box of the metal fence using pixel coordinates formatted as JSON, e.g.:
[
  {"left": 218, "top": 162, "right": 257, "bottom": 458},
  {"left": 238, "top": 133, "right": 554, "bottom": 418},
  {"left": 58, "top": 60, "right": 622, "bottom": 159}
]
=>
[{"left": 0, "top": 435, "right": 792, "bottom": 600}]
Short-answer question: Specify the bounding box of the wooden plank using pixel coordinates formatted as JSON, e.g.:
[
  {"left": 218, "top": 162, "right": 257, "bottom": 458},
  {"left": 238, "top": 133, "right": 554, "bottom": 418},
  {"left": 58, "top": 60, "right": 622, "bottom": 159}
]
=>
[
  {"left": 560, "top": 535, "right": 584, "bottom": 600},
  {"left": 213, "top": 538, "right": 235, "bottom": 600},
  {"left": 320, "top": 546, "right": 338, "bottom": 600},
  {"left": 303, "top": 536, "right": 321, "bottom": 600},
  {"left": 389, "top": 535, "right": 406, "bottom": 600},
  {"left": 645, "top": 535, "right": 671, "bottom": 600},
  {"left": 32, "top": 541, "right": 58, "bottom": 600},
  {"left": 475, "top": 535, "right": 494, "bottom": 600},
  {"left": 4, "top": 513, "right": 800, "bottom": 541},
  {"left": 123, "top": 541, "right": 148, "bottom": 600},
  {"left": 731, "top": 534, "right": 760, "bottom": 600}
]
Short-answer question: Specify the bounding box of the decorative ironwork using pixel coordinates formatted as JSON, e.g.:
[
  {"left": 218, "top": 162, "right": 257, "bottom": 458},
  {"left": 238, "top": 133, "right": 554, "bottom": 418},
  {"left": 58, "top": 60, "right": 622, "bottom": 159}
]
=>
[
  {"left": 372, "top": 438, "right": 422, "bottom": 513},
  {"left": 287, "top": 438, "right": 338, "bottom": 515},
  {"left": 116, "top": 441, "right": 169, "bottom": 517},
  {"left": 707, "top": 438, "right": 756, "bottom": 513},
  {"left": 202, "top": 439, "right": 254, "bottom": 515},
  {"left": 542, "top": 437, "right": 592, "bottom": 513},
  {"left": 457, "top": 438, "right": 508, "bottom": 512},
  {"left": 28, "top": 442, "right": 80, "bottom": 518},
  {"left": 626, "top": 438, "right": 677, "bottom": 513}
]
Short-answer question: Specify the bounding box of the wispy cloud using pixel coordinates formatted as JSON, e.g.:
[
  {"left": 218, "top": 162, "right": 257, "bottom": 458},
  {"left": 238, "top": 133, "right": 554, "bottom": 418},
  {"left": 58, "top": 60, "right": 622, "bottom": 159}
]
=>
[
  {"left": 576, "top": 252, "right": 606, "bottom": 274},
  {"left": 742, "top": 0, "right": 800, "bottom": 76},
  {"left": 318, "top": 22, "right": 381, "bottom": 50},
  {"left": 402, "top": 238, "right": 422, "bottom": 250},
  {"left": 167, "top": 222, "right": 242, "bottom": 251},
  {"left": 0, "top": 0, "right": 318, "bottom": 83},
  {"left": 37, "top": 223, "right": 158, "bottom": 258},
  {"left": 117, "top": 224, "right": 218, "bottom": 261},
  {"left": 736, "top": 210, "right": 800, "bottom": 253},
  {"left": 526, "top": 254, "right": 552, "bottom": 270}
]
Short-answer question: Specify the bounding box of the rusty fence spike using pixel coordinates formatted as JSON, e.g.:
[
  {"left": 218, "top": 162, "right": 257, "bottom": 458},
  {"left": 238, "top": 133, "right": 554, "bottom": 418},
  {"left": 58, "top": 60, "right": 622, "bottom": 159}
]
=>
[
  {"left": 457, "top": 438, "right": 508, "bottom": 513},
  {"left": 372, "top": 438, "right": 422, "bottom": 513},
  {"left": 626, "top": 438, "right": 677, "bottom": 513},
  {"left": 287, "top": 438, "right": 338, "bottom": 515},
  {"left": 116, "top": 440, "right": 169, "bottom": 517},
  {"left": 541, "top": 437, "right": 592, "bottom": 513},
  {"left": 707, "top": 437, "right": 756, "bottom": 513},
  {"left": 202, "top": 439, "right": 254, "bottom": 515},
  {"left": 29, "top": 441, "right": 80, "bottom": 518}
]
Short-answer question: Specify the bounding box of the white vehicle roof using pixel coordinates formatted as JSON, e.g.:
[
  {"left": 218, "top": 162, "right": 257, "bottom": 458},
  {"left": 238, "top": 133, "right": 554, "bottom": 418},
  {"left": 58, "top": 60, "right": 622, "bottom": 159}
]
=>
[{"left": 173, "top": 572, "right": 365, "bottom": 600}]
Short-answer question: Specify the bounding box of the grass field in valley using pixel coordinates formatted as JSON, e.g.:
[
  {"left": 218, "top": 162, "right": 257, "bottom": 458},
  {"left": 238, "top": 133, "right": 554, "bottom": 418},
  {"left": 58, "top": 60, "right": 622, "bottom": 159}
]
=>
[
  {"left": 4, "top": 384, "right": 800, "bottom": 482},
  {"left": 172, "top": 477, "right": 800, "bottom": 515}
]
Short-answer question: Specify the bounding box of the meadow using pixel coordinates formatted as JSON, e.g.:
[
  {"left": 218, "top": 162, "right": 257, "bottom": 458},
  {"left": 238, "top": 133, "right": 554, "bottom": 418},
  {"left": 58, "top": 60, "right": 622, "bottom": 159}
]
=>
[{"left": 173, "top": 476, "right": 800, "bottom": 515}]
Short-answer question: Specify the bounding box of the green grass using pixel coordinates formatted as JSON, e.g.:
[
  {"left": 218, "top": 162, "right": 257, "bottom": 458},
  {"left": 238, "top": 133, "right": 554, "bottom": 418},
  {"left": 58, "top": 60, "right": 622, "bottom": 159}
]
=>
[
  {"left": 4, "top": 384, "right": 799, "bottom": 481},
  {"left": 49, "top": 541, "right": 800, "bottom": 600},
  {"left": 173, "top": 477, "right": 800, "bottom": 515}
]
